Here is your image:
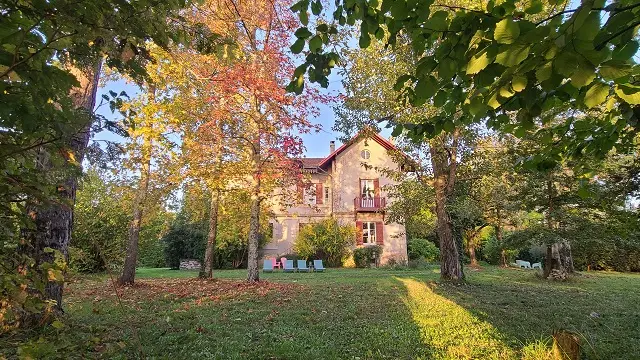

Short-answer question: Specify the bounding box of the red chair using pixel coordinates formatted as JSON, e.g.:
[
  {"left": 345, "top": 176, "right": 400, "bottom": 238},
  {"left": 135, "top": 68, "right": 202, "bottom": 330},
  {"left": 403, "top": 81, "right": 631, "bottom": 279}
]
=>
[{"left": 272, "top": 258, "right": 281, "bottom": 269}]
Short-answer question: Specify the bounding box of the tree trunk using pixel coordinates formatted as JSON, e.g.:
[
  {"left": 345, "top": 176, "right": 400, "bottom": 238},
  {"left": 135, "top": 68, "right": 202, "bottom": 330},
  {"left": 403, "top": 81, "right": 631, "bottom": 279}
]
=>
[
  {"left": 429, "top": 134, "right": 463, "bottom": 281},
  {"left": 119, "top": 149, "right": 151, "bottom": 285},
  {"left": 201, "top": 189, "right": 221, "bottom": 278},
  {"left": 22, "top": 60, "right": 102, "bottom": 315},
  {"left": 119, "top": 88, "right": 155, "bottom": 285},
  {"left": 246, "top": 193, "right": 261, "bottom": 282},
  {"left": 496, "top": 208, "right": 507, "bottom": 267},
  {"left": 468, "top": 242, "right": 478, "bottom": 267},
  {"left": 545, "top": 241, "right": 575, "bottom": 280},
  {"left": 543, "top": 175, "right": 574, "bottom": 279}
]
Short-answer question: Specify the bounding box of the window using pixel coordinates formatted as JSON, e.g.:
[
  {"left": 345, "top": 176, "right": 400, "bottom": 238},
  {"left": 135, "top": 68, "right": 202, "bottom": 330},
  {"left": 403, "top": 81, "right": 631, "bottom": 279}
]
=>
[
  {"left": 360, "top": 149, "right": 371, "bottom": 160},
  {"left": 360, "top": 179, "right": 375, "bottom": 199},
  {"left": 362, "top": 222, "right": 376, "bottom": 244},
  {"left": 324, "top": 186, "right": 330, "bottom": 203},
  {"left": 303, "top": 186, "right": 316, "bottom": 205}
]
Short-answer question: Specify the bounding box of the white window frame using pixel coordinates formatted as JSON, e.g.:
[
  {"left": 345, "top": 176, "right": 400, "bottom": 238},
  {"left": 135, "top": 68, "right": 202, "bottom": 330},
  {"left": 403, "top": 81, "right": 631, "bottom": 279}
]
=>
[
  {"left": 361, "top": 149, "right": 371, "bottom": 160},
  {"left": 362, "top": 221, "right": 377, "bottom": 244}
]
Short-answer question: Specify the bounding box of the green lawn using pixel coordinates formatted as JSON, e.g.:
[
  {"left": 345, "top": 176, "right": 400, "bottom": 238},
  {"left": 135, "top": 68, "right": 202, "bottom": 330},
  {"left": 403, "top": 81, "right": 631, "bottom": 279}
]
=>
[{"left": 3, "top": 266, "right": 639, "bottom": 359}]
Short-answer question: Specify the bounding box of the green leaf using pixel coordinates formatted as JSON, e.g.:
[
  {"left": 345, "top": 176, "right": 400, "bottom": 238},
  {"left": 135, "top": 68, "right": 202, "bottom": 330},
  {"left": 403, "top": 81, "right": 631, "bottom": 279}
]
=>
[
  {"left": 443, "top": 120, "right": 455, "bottom": 132},
  {"left": 437, "top": 59, "right": 456, "bottom": 80},
  {"left": 599, "top": 60, "right": 632, "bottom": 81},
  {"left": 615, "top": 84, "right": 640, "bottom": 105},
  {"left": 391, "top": 1, "right": 409, "bottom": 20},
  {"left": 290, "top": 38, "right": 305, "bottom": 54},
  {"left": 308, "top": 35, "right": 322, "bottom": 52},
  {"left": 612, "top": 40, "right": 639, "bottom": 61},
  {"left": 394, "top": 74, "right": 413, "bottom": 91},
  {"left": 495, "top": 44, "right": 530, "bottom": 67},
  {"left": 584, "top": 82, "right": 609, "bottom": 108},
  {"left": 469, "top": 96, "right": 487, "bottom": 117},
  {"left": 300, "top": 11, "right": 309, "bottom": 25},
  {"left": 466, "top": 48, "right": 493, "bottom": 74},
  {"left": 494, "top": 18, "right": 520, "bottom": 44},
  {"left": 575, "top": 12, "right": 600, "bottom": 41},
  {"left": 359, "top": 32, "right": 371, "bottom": 48},
  {"left": 536, "top": 61, "right": 553, "bottom": 82},
  {"left": 433, "top": 91, "right": 447, "bottom": 107},
  {"left": 414, "top": 75, "right": 438, "bottom": 103},
  {"left": 525, "top": 0, "right": 543, "bottom": 14},
  {"left": 571, "top": 66, "right": 596, "bottom": 89},
  {"left": 311, "top": 0, "right": 322, "bottom": 15},
  {"left": 426, "top": 11, "right": 449, "bottom": 31},
  {"left": 512, "top": 74, "right": 527, "bottom": 92},
  {"left": 294, "top": 28, "right": 313, "bottom": 39},
  {"left": 487, "top": 92, "right": 501, "bottom": 109}
]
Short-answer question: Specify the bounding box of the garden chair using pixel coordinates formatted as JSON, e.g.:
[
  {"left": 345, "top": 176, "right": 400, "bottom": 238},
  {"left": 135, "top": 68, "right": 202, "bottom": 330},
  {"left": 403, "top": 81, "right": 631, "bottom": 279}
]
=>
[
  {"left": 313, "top": 260, "right": 325, "bottom": 272},
  {"left": 263, "top": 260, "right": 274, "bottom": 273},
  {"left": 297, "top": 260, "right": 310, "bottom": 272},
  {"left": 271, "top": 258, "right": 281, "bottom": 269},
  {"left": 516, "top": 260, "right": 532, "bottom": 269},
  {"left": 280, "top": 257, "right": 287, "bottom": 268},
  {"left": 532, "top": 262, "right": 542, "bottom": 269},
  {"left": 283, "top": 259, "right": 295, "bottom": 273}
]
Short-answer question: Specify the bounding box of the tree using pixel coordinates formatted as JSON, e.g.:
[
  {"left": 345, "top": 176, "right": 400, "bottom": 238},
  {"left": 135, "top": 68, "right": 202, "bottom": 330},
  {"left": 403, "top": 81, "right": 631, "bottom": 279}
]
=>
[
  {"left": 333, "top": 33, "right": 471, "bottom": 280},
  {"left": 294, "top": 218, "right": 356, "bottom": 266},
  {"left": 457, "top": 135, "right": 520, "bottom": 266},
  {"left": 183, "top": 0, "right": 323, "bottom": 282},
  {"left": 290, "top": 0, "right": 639, "bottom": 164},
  {"left": 1, "top": 0, "right": 220, "bottom": 320}
]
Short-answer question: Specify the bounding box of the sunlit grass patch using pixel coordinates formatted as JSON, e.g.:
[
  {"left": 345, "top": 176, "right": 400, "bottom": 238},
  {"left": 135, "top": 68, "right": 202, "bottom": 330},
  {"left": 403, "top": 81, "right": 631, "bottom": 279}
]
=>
[{"left": 398, "top": 277, "right": 516, "bottom": 359}]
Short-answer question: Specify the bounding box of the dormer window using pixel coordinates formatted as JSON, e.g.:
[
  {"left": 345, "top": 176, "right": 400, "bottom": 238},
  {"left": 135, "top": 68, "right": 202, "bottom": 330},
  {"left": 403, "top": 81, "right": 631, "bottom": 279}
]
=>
[{"left": 360, "top": 149, "right": 370, "bottom": 160}]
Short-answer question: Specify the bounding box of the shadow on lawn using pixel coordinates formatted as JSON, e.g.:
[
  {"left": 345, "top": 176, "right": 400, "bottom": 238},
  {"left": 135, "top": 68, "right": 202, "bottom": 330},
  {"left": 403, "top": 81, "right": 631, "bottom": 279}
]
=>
[{"left": 396, "top": 268, "right": 640, "bottom": 360}]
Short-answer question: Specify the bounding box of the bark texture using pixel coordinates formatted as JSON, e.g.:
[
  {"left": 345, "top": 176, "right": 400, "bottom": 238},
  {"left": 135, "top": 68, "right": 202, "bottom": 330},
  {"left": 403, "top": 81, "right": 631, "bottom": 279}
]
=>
[
  {"left": 118, "top": 152, "right": 151, "bottom": 285},
  {"left": 246, "top": 194, "right": 261, "bottom": 282},
  {"left": 201, "top": 189, "right": 221, "bottom": 278},
  {"left": 429, "top": 132, "right": 463, "bottom": 281},
  {"left": 544, "top": 241, "right": 575, "bottom": 279},
  {"left": 23, "top": 60, "right": 102, "bottom": 314}
]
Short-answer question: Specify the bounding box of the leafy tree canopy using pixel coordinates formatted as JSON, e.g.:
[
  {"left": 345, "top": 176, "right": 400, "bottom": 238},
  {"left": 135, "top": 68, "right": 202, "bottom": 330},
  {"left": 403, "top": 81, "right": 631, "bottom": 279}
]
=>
[{"left": 288, "top": 0, "right": 640, "bottom": 167}]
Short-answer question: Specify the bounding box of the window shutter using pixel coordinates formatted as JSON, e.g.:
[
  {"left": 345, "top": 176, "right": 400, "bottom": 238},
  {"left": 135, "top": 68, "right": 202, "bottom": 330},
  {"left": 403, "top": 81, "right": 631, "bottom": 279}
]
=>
[
  {"left": 376, "top": 222, "right": 384, "bottom": 245},
  {"left": 316, "top": 183, "right": 323, "bottom": 204},
  {"left": 373, "top": 178, "right": 380, "bottom": 197},
  {"left": 356, "top": 221, "right": 363, "bottom": 245}
]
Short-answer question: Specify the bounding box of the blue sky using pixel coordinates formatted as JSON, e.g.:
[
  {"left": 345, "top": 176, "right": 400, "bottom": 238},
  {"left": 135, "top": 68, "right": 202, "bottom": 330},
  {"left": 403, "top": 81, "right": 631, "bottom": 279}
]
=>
[{"left": 94, "top": 69, "right": 350, "bottom": 159}]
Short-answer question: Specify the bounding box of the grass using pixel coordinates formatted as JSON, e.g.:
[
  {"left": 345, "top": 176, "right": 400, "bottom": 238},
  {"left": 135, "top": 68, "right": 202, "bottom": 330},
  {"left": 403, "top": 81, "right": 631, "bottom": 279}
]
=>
[{"left": 2, "top": 266, "right": 639, "bottom": 359}]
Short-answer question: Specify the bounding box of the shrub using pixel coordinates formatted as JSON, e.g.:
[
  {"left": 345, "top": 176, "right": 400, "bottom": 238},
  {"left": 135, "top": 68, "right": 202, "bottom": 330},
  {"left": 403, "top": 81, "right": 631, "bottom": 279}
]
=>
[
  {"left": 138, "top": 239, "right": 166, "bottom": 268},
  {"left": 353, "top": 245, "right": 383, "bottom": 268},
  {"left": 407, "top": 238, "right": 440, "bottom": 262},
  {"left": 293, "top": 218, "right": 356, "bottom": 267},
  {"left": 482, "top": 234, "right": 518, "bottom": 265},
  {"left": 162, "top": 222, "right": 206, "bottom": 269}
]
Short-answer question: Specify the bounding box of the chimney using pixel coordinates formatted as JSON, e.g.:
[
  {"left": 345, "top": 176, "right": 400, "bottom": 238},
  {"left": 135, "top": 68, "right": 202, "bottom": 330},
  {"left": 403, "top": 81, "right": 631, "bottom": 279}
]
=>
[{"left": 329, "top": 140, "right": 335, "bottom": 153}]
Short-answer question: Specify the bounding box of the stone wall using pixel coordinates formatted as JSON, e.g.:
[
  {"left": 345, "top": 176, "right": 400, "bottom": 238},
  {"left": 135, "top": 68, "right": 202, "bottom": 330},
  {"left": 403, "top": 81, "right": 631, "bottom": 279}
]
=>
[{"left": 179, "top": 259, "right": 201, "bottom": 270}]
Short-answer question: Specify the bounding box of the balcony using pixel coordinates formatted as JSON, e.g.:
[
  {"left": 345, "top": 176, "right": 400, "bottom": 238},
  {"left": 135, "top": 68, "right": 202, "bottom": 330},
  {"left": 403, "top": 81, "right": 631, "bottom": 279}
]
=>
[{"left": 353, "top": 196, "right": 386, "bottom": 212}]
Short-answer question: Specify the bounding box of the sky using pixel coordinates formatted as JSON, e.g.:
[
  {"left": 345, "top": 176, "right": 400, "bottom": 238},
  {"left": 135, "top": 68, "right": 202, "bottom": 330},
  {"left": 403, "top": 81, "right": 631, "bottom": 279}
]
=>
[{"left": 94, "top": 66, "right": 353, "bottom": 160}]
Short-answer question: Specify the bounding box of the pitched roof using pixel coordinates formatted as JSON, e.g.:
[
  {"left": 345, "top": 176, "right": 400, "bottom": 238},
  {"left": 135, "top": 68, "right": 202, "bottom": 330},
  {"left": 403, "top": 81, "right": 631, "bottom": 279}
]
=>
[
  {"left": 317, "top": 132, "right": 397, "bottom": 168},
  {"left": 300, "top": 157, "right": 324, "bottom": 168}
]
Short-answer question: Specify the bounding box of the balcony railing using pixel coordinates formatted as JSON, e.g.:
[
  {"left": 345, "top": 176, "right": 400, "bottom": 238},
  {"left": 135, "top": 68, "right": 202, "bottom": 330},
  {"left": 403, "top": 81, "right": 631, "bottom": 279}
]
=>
[{"left": 354, "top": 196, "right": 386, "bottom": 212}]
